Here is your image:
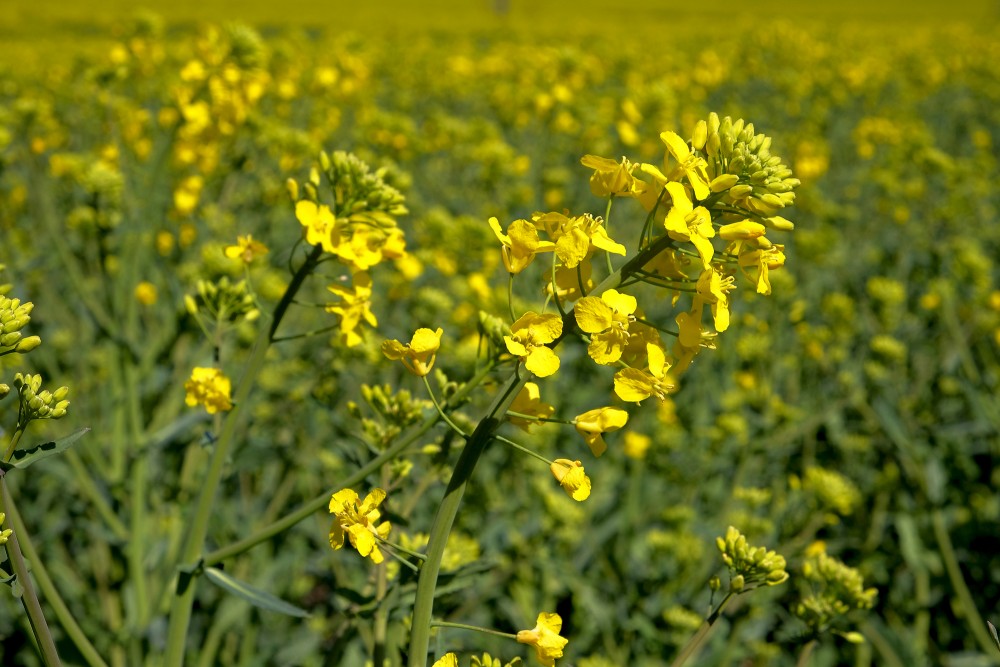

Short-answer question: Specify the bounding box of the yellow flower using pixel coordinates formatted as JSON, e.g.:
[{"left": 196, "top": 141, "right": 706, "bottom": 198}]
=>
[
  {"left": 660, "top": 130, "right": 711, "bottom": 201},
  {"left": 663, "top": 182, "right": 715, "bottom": 268},
  {"left": 614, "top": 343, "right": 676, "bottom": 403},
  {"left": 328, "top": 488, "right": 391, "bottom": 564},
  {"left": 325, "top": 273, "right": 377, "bottom": 347},
  {"left": 533, "top": 211, "right": 626, "bottom": 269},
  {"left": 135, "top": 281, "right": 158, "bottom": 306},
  {"left": 295, "top": 200, "right": 339, "bottom": 252},
  {"left": 574, "top": 289, "right": 637, "bottom": 364},
  {"left": 573, "top": 406, "right": 628, "bottom": 457},
  {"left": 672, "top": 304, "right": 716, "bottom": 375},
  {"left": 432, "top": 654, "right": 458, "bottom": 667},
  {"left": 505, "top": 312, "right": 563, "bottom": 377},
  {"left": 224, "top": 234, "right": 269, "bottom": 264},
  {"left": 382, "top": 327, "right": 443, "bottom": 376},
  {"left": 516, "top": 612, "right": 568, "bottom": 667},
  {"left": 579, "top": 154, "right": 642, "bottom": 198},
  {"left": 508, "top": 382, "right": 555, "bottom": 431},
  {"left": 173, "top": 174, "right": 204, "bottom": 216},
  {"left": 488, "top": 217, "right": 555, "bottom": 274},
  {"left": 332, "top": 225, "right": 384, "bottom": 272},
  {"left": 184, "top": 367, "right": 233, "bottom": 414},
  {"left": 695, "top": 268, "right": 735, "bottom": 332},
  {"left": 550, "top": 459, "right": 591, "bottom": 501}
]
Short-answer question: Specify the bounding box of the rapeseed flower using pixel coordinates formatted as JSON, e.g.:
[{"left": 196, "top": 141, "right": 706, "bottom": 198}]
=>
[
  {"left": 660, "top": 130, "right": 711, "bottom": 201},
  {"left": 533, "top": 211, "right": 625, "bottom": 269},
  {"left": 614, "top": 344, "right": 675, "bottom": 403},
  {"left": 695, "top": 268, "right": 735, "bottom": 332},
  {"left": 508, "top": 382, "right": 555, "bottom": 431},
  {"left": 663, "top": 182, "right": 715, "bottom": 268},
  {"left": 579, "top": 154, "right": 641, "bottom": 198},
  {"left": 432, "top": 654, "right": 458, "bottom": 667},
  {"left": 295, "top": 200, "right": 339, "bottom": 252},
  {"left": 574, "top": 289, "right": 637, "bottom": 364},
  {"left": 573, "top": 406, "right": 628, "bottom": 456},
  {"left": 550, "top": 459, "right": 591, "bottom": 501},
  {"left": 184, "top": 367, "right": 233, "bottom": 414},
  {"left": 328, "top": 488, "right": 391, "bottom": 564},
  {"left": 505, "top": 312, "right": 562, "bottom": 377},
  {"left": 489, "top": 217, "right": 555, "bottom": 274},
  {"left": 135, "top": 281, "right": 158, "bottom": 305},
  {"left": 382, "top": 327, "right": 443, "bottom": 376},
  {"left": 516, "top": 612, "right": 568, "bottom": 667},
  {"left": 326, "top": 273, "right": 377, "bottom": 347},
  {"left": 224, "top": 234, "right": 269, "bottom": 264}
]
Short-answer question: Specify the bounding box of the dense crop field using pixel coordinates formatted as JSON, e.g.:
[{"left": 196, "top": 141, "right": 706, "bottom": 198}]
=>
[{"left": 1, "top": 3, "right": 1000, "bottom": 666}]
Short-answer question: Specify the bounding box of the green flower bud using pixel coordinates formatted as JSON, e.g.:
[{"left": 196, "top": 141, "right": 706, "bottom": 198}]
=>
[
  {"left": 691, "top": 120, "right": 708, "bottom": 150},
  {"left": 0, "top": 331, "right": 21, "bottom": 347},
  {"left": 14, "top": 336, "right": 41, "bottom": 352},
  {"left": 730, "top": 575, "right": 745, "bottom": 593},
  {"left": 0, "top": 384, "right": 9, "bottom": 399},
  {"left": 709, "top": 575, "right": 721, "bottom": 592},
  {"left": 285, "top": 177, "right": 299, "bottom": 202}
]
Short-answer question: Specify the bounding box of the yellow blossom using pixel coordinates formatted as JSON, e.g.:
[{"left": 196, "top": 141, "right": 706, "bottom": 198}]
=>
[
  {"left": 325, "top": 273, "right": 377, "bottom": 347},
  {"left": 574, "top": 289, "right": 637, "bottom": 364},
  {"left": 432, "top": 654, "right": 458, "bottom": 667},
  {"left": 516, "top": 612, "right": 568, "bottom": 667},
  {"left": 550, "top": 459, "right": 591, "bottom": 501},
  {"left": 328, "top": 488, "right": 391, "bottom": 564},
  {"left": 614, "top": 343, "right": 676, "bottom": 403},
  {"left": 505, "top": 312, "right": 562, "bottom": 377},
  {"left": 382, "top": 327, "right": 443, "bottom": 376},
  {"left": 695, "top": 268, "right": 735, "bottom": 332},
  {"left": 579, "top": 154, "right": 642, "bottom": 197},
  {"left": 173, "top": 174, "right": 204, "bottom": 216},
  {"left": 663, "top": 182, "right": 715, "bottom": 268},
  {"left": 488, "top": 217, "right": 555, "bottom": 274},
  {"left": 573, "top": 406, "right": 628, "bottom": 457},
  {"left": 660, "top": 130, "right": 711, "bottom": 201},
  {"left": 184, "top": 367, "right": 233, "bottom": 414},
  {"left": 224, "top": 234, "right": 269, "bottom": 264},
  {"left": 533, "top": 211, "right": 626, "bottom": 269},
  {"left": 135, "top": 281, "right": 158, "bottom": 306},
  {"left": 295, "top": 200, "right": 339, "bottom": 252},
  {"left": 508, "top": 382, "right": 555, "bottom": 431}
]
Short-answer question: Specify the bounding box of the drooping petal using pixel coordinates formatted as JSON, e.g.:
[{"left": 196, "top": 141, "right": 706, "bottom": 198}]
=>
[
  {"left": 526, "top": 346, "right": 560, "bottom": 377},
  {"left": 574, "top": 296, "right": 613, "bottom": 333}
]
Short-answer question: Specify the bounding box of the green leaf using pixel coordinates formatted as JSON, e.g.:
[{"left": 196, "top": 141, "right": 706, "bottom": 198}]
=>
[
  {"left": 1, "top": 428, "right": 90, "bottom": 471},
  {"left": 204, "top": 567, "right": 309, "bottom": 618}
]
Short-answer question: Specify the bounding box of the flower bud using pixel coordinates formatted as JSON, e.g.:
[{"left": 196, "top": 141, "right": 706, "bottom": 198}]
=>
[
  {"left": 719, "top": 220, "right": 766, "bottom": 240},
  {"left": 14, "top": 336, "right": 41, "bottom": 353},
  {"left": 0, "top": 331, "right": 21, "bottom": 347},
  {"left": 691, "top": 120, "right": 708, "bottom": 150},
  {"left": 730, "top": 575, "right": 745, "bottom": 593},
  {"left": 285, "top": 177, "right": 299, "bottom": 202}
]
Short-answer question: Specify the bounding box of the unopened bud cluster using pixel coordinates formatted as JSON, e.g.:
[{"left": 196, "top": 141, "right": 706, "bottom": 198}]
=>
[
  {"left": 13, "top": 372, "right": 70, "bottom": 422},
  {"left": 185, "top": 277, "right": 259, "bottom": 323},
  {"left": 697, "top": 113, "right": 800, "bottom": 220},
  {"left": 795, "top": 550, "right": 877, "bottom": 633},
  {"left": 0, "top": 296, "right": 41, "bottom": 355},
  {"left": 348, "top": 383, "right": 431, "bottom": 446},
  {"left": 302, "top": 150, "right": 407, "bottom": 222},
  {"left": 716, "top": 526, "right": 789, "bottom": 592}
]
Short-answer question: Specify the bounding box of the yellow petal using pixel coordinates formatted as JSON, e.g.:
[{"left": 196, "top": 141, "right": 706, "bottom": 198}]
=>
[
  {"left": 526, "top": 346, "right": 560, "bottom": 377},
  {"left": 600, "top": 289, "right": 637, "bottom": 316},
  {"left": 660, "top": 130, "right": 691, "bottom": 163},
  {"left": 614, "top": 368, "right": 653, "bottom": 402},
  {"left": 504, "top": 335, "right": 528, "bottom": 357},
  {"left": 410, "top": 327, "right": 443, "bottom": 353},
  {"left": 574, "top": 296, "right": 613, "bottom": 333}
]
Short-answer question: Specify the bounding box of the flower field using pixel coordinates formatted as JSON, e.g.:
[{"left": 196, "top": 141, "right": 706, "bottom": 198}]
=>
[{"left": 1, "top": 3, "right": 999, "bottom": 666}]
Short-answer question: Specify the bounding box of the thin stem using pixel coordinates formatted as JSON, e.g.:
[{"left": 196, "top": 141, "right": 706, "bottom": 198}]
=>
[
  {"left": 507, "top": 273, "right": 516, "bottom": 323},
  {"left": 379, "top": 538, "right": 428, "bottom": 561},
  {"left": 795, "top": 639, "right": 817, "bottom": 667},
  {"left": 431, "top": 620, "right": 517, "bottom": 640},
  {"left": 491, "top": 434, "right": 551, "bottom": 466},
  {"left": 932, "top": 508, "right": 996, "bottom": 656},
  {"left": 1, "top": 473, "right": 62, "bottom": 667},
  {"left": 422, "top": 375, "right": 468, "bottom": 437},
  {"left": 669, "top": 592, "right": 734, "bottom": 667},
  {"left": 271, "top": 323, "right": 341, "bottom": 342},
  {"left": 3, "top": 427, "right": 24, "bottom": 463},
  {"left": 504, "top": 410, "right": 570, "bottom": 424},
  {"left": 407, "top": 371, "right": 529, "bottom": 667},
  {"left": 163, "top": 244, "right": 323, "bottom": 667},
  {"left": 603, "top": 196, "right": 615, "bottom": 275}
]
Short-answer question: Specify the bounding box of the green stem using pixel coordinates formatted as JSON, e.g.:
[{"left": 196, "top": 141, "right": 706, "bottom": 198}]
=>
[
  {"left": 795, "top": 639, "right": 817, "bottom": 667},
  {"left": 604, "top": 196, "right": 615, "bottom": 275},
  {"left": 507, "top": 273, "right": 516, "bottom": 323},
  {"left": 932, "top": 508, "right": 996, "bottom": 656},
  {"left": 1, "top": 473, "right": 62, "bottom": 667},
  {"left": 2, "top": 479, "right": 107, "bottom": 667},
  {"left": 492, "top": 433, "right": 551, "bottom": 466},
  {"left": 203, "top": 361, "right": 498, "bottom": 566},
  {"left": 431, "top": 620, "right": 517, "bottom": 640},
  {"left": 422, "top": 375, "right": 468, "bottom": 437},
  {"left": 407, "top": 371, "right": 528, "bottom": 667},
  {"left": 162, "top": 244, "right": 323, "bottom": 667},
  {"left": 669, "top": 592, "right": 734, "bottom": 667},
  {"left": 3, "top": 427, "right": 24, "bottom": 462}
]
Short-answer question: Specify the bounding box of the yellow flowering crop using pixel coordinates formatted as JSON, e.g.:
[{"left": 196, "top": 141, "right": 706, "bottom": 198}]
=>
[
  {"left": 328, "top": 488, "right": 392, "bottom": 564},
  {"left": 223, "top": 234, "right": 269, "bottom": 264},
  {"left": 183, "top": 367, "right": 233, "bottom": 414},
  {"left": 574, "top": 289, "right": 637, "bottom": 365},
  {"left": 573, "top": 406, "right": 628, "bottom": 457},
  {"left": 382, "top": 327, "right": 444, "bottom": 377},
  {"left": 516, "top": 612, "right": 568, "bottom": 667},
  {"left": 504, "top": 312, "right": 562, "bottom": 377}
]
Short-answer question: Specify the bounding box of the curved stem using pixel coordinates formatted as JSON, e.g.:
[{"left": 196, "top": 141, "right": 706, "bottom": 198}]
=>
[
  {"left": 163, "top": 244, "right": 323, "bottom": 667},
  {"left": 431, "top": 620, "right": 517, "bottom": 640},
  {"left": 422, "top": 376, "right": 468, "bottom": 437},
  {"left": 407, "top": 371, "right": 528, "bottom": 667},
  {"left": 795, "top": 639, "right": 817, "bottom": 667},
  {"left": 669, "top": 592, "right": 734, "bottom": 667}
]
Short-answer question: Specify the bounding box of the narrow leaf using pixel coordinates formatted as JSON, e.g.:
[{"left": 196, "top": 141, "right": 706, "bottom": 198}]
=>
[
  {"left": 1, "top": 428, "right": 90, "bottom": 471},
  {"left": 204, "top": 567, "right": 309, "bottom": 618}
]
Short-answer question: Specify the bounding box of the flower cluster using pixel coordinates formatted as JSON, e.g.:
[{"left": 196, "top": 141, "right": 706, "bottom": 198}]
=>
[
  {"left": 12, "top": 373, "right": 70, "bottom": 424},
  {"left": 0, "top": 295, "right": 40, "bottom": 356},
  {"left": 794, "top": 546, "right": 877, "bottom": 636},
  {"left": 328, "top": 487, "right": 391, "bottom": 564},
  {"left": 716, "top": 526, "right": 789, "bottom": 592},
  {"left": 292, "top": 150, "right": 408, "bottom": 347},
  {"left": 183, "top": 367, "right": 232, "bottom": 414}
]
